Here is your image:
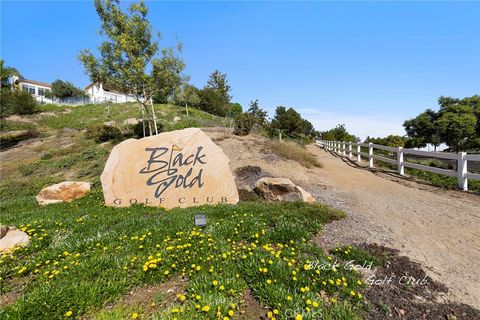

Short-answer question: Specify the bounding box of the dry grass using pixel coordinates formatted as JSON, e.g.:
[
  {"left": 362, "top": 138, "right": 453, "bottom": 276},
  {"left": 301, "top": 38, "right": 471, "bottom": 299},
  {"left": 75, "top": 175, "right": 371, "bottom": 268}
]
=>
[{"left": 269, "top": 140, "right": 323, "bottom": 168}]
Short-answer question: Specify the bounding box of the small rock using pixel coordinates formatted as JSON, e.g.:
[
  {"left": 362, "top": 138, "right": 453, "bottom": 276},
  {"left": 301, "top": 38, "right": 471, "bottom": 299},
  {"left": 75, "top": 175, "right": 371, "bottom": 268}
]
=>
[
  {"left": 173, "top": 116, "right": 181, "bottom": 122},
  {"left": 123, "top": 118, "right": 139, "bottom": 125},
  {"left": 36, "top": 181, "right": 91, "bottom": 205},
  {"left": 0, "top": 228, "right": 29, "bottom": 253},
  {"left": 254, "top": 177, "right": 316, "bottom": 203},
  {"left": 0, "top": 225, "right": 8, "bottom": 239}
]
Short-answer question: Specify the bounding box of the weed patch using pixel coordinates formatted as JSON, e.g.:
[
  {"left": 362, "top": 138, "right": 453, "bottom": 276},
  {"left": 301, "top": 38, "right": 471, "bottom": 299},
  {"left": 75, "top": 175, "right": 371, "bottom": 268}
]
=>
[{"left": 270, "top": 141, "right": 323, "bottom": 168}]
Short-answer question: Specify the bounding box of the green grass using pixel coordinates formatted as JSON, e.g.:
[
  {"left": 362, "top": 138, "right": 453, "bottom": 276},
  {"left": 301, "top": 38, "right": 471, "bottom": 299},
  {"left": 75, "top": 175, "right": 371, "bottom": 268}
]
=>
[
  {"left": 0, "top": 120, "right": 37, "bottom": 132},
  {"left": 365, "top": 155, "right": 480, "bottom": 193},
  {"left": 405, "top": 167, "right": 480, "bottom": 192},
  {"left": 331, "top": 246, "right": 382, "bottom": 268},
  {"left": 0, "top": 190, "right": 366, "bottom": 320},
  {"left": 34, "top": 103, "right": 226, "bottom": 131}
]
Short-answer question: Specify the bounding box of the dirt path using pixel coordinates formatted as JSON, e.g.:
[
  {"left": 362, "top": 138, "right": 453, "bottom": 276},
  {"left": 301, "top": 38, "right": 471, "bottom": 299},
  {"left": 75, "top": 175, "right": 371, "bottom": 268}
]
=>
[{"left": 307, "top": 145, "right": 480, "bottom": 309}]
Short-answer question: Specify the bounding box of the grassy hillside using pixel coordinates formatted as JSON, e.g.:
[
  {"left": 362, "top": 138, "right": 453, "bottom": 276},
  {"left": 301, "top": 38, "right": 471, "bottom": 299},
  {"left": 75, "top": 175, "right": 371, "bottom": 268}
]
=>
[
  {"left": 0, "top": 103, "right": 369, "bottom": 319},
  {"left": 0, "top": 103, "right": 231, "bottom": 203}
]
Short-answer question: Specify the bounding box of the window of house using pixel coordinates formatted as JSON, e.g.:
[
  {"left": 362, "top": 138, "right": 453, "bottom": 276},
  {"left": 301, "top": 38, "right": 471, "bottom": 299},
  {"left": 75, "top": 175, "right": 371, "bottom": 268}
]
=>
[
  {"left": 22, "top": 84, "right": 36, "bottom": 94},
  {"left": 38, "top": 88, "right": 50, "bottom": 96}
]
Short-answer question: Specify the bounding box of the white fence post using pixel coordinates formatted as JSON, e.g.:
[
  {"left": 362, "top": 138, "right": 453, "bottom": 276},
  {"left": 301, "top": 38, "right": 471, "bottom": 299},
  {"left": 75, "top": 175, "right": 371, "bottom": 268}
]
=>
[
  {"left": 334, "top": 141, "right": 338, "bottom": 153},
  {"left": 457, "top": 152, "right": 468, "bottom": 191},
  {"left": 348, "top": 142, "right": 352, "bottom": 159},
  {"left": 342, "top": 141, "right": 346, "bottom": 156},
  {"left": 368, "top": 143, "right": 374, "bottom": 168},
  {"left": 397, "top": 147, "right": 404, "bottom": 175},
  {"left": 357, "top": 144, "right": 361, "bottom": 162}
]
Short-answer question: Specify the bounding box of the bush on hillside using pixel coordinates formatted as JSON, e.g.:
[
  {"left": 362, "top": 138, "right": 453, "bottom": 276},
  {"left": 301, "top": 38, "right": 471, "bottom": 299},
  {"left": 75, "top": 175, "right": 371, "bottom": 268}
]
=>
[
  {"left": 85, "top": 124, "right": 123, "bottom": 143},
  {"left": 0, "top": 89, "right": 38, "bottom": 118},
  {"left": 233, "top": 112, "right": 257, "bottom": 136}
]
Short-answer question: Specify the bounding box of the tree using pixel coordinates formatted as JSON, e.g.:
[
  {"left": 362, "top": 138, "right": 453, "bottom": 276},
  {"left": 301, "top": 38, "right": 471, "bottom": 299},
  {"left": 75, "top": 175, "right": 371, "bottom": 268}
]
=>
[
  {"left": 152, "top": 45, "right": 187, "bottom": 103},
  {"left": 436, "top": 104, "right": 476, "bottom": 152},
  {"left": 403, "top": 109, "right": 441, "bottom": 150},
  {"left": 198, "top": 87, "right": 228, "bottom": 116},
  {"left": 0, "top": 60, "right": 21, "bottom": 89},
  {"left": 47, "top": 80, "right": 87, "bottom": 99},
  {"left": 366, "top": 135, "right": 406, "bottom": 147},
  {"left": 320, "top": 124, "right": 358, "bottom": 142},
  {"left": 247, "top": 99, "right": 267, "bottom": 125},
  {"left": 207, "top": 70, "right": 231, "bottom": 103},
  {"left": 403, "top": 95, "right": 480, "bottom": 151},
  {"left": 175, "top": 84, "right": 201, "bottom": 116},
  {"left": 271, "top": 106, "right": 302, "bottom": 135},
  {"left": 79, "top": 0, "right": 185, "bottom": 136},
  {"left": 271, "top": 106, "right": 316, "bottom": 137},
  {"left": 229, "top": 102, "right": 243, "bottom": 117}
]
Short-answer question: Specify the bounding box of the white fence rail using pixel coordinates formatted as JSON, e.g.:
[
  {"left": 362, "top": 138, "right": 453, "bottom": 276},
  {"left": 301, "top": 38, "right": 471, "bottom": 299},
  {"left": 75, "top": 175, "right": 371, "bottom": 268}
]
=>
[{"left": 315, "top": 140, "right": 480, "bottom": 191}]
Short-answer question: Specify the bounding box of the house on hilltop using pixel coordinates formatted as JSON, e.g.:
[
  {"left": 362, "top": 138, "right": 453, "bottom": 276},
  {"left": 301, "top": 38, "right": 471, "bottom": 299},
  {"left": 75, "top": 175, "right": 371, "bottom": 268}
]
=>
[
  {"left": 11, "top": 76, "right": 137, "bottom": 105},
  {"left": 15, "top": 78, "right": 52, "bottom": 103},
  {"left": 84, "top": 83, "right": 137, "bottom": 104}
]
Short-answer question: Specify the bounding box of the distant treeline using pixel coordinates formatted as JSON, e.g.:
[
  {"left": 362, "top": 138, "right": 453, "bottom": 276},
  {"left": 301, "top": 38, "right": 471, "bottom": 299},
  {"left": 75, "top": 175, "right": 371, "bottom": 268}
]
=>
[{"left": 320, "top": 95, "right": 480, "bottom": 152}]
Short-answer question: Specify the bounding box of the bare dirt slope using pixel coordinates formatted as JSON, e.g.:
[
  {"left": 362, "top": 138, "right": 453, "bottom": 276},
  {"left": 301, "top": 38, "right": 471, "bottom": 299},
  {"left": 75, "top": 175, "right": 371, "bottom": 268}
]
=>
[
  {"left": 205, "top": 128, "right": 480, "bottom": 309},
  {"left": 306, "top": 145, "right": 480, "bottom": 309}
]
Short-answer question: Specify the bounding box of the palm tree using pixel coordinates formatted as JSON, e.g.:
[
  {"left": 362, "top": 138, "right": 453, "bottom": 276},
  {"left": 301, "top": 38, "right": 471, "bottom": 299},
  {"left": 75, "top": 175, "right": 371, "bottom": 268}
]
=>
[{"left": 0, "top": 60, "right": 21, "bottom": 89}]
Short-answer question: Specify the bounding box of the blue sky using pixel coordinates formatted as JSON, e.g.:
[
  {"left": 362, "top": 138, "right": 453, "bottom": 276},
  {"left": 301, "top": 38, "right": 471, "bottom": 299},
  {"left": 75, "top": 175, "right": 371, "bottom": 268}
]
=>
[{"left": 1, "top": 1, "right": 479, "bottom": 139}]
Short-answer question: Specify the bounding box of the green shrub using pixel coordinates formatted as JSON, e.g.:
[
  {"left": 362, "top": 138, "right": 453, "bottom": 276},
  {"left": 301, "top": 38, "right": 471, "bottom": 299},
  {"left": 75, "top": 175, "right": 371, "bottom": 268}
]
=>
[
  {"left": 172, "top": 118, "right": 199, "bottom": 131},
  {"left": 0, "top": 89, "right": 38, "bottom": 118},
  {"left": 233, "top": 112, "right": 256, "bottom": 136},
  {"left": 122, "top": 120, "right": 159, "bottom": 139},
  {"left": 85, "top": 124, "right": 123, "bottom": 143}
]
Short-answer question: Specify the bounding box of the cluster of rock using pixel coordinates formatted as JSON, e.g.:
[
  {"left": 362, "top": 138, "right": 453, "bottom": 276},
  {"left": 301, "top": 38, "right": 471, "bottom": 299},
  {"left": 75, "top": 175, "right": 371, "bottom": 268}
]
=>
[
  {"left": 234, "top": 166, "right": 316, "bottom": 203},
  {"left": 1, "top": 182, "right": 91, "bottom": 253}
]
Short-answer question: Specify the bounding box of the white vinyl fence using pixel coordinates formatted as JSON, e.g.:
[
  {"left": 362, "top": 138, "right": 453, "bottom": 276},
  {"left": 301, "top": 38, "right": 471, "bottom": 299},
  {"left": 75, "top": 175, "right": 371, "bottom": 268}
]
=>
[{"left": 316, "top": 140, "right": 480, "bottom": 191}]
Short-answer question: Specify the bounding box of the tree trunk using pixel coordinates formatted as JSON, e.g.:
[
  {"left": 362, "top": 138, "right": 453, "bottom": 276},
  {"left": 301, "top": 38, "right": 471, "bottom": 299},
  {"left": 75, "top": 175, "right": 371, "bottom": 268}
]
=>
[
  {"left": 150, "top": 99, "right": 158, "bottom": 135},
  {"left": 185, "top": 102, "right": 189, "bottom": 117},
  {"left": 143, "top": 104, "right": 153, "bottom": 136},
  {"left": 141, "top": 105, "right": 146, "bottom": 137}
]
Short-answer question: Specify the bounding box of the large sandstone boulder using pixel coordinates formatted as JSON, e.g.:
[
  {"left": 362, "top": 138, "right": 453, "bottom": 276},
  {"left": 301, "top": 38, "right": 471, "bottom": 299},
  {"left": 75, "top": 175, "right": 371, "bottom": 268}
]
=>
[
  {"left": 101, "top": 128, "right": 239, "bottom": 208},
  {"left": 254, "top": 177, "right": 316, "bottom": 203},
  {"left": 234, "top": 166, "right": 272, "bottom": 201},
  {"left": 0, "top": 227, "right": 29, "bottom": 253},
  {"left": 36, "top": 181, "right": 91, "bottom": 205}
]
